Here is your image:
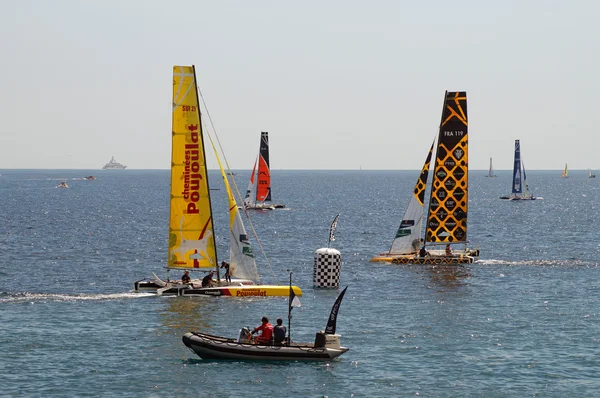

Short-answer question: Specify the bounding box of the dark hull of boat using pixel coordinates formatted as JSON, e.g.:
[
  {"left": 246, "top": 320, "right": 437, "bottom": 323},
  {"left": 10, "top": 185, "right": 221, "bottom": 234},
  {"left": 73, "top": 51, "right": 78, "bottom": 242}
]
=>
[
  {"left": 371, "top": 249, "right": 479, "bottom": 265},
  {"left": 245, "top": 203, "right": 285, "bottom": 210},
  {"left": 134, "top": 279, "right": 164, "bottom": 291},
  {"left": 182, "top": 332, "right": 348, "bottom": 361},
  {"left": 390, "top": 256, "right": 475, "bottom": 265},
  {"left": 499, "top": 196, "right": 537, "bottom": 200}
]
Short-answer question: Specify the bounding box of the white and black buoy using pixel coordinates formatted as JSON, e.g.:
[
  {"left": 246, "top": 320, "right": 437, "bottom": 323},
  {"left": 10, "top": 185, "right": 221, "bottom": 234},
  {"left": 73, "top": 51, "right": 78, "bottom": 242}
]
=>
[
  {"left": 313, "top": 214, "right": 341, "bottom": 288},
  {"left": 313, "top": 247, "right": 342, "bottom": 288}
]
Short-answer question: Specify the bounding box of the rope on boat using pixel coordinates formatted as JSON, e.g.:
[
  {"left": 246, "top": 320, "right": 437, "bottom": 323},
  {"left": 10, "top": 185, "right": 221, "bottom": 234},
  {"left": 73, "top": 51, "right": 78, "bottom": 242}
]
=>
[
  {"left": 196, "top": 88, "right": 280, "bottom": 285},
  {"left": 191, "top": 332, "right": 322, "bottom": 353}
]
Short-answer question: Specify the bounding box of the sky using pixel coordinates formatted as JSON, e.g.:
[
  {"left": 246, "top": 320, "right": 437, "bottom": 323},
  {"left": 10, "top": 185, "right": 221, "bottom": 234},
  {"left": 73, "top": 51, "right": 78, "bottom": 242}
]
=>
[{"left": 1, "top": 0, "right": 598, "bottom": 171}]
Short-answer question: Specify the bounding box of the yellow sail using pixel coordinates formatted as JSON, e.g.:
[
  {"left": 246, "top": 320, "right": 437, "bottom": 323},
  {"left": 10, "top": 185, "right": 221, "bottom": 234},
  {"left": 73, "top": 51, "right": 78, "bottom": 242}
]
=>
[{"left": 168, "top": 66, "right": 216, "bottom": 270}]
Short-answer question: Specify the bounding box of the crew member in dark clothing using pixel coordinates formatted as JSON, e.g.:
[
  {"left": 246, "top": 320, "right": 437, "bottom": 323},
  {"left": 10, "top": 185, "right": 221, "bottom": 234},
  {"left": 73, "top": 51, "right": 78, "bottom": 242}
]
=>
[
  {"left": 181, "top": 271, "right": 191, "bottom": 284},
  {"left": 220, "top": 261, "right": 231, "bottom": 284},
  {"left": 273, "top": 318, "right": 287, "bottom": 345},
  {"left": 201, "top": 271, "right": 215, "bottom": 288},
  {"left": 419, "top": 246, "right": 428, "bottom": 257}
]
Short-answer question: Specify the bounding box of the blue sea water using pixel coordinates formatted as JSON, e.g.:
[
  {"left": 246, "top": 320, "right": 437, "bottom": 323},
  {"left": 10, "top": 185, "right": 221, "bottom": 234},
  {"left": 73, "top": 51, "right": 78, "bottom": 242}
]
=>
[{"left": 1, "top": 169, "right": 600, "bottom": 397}]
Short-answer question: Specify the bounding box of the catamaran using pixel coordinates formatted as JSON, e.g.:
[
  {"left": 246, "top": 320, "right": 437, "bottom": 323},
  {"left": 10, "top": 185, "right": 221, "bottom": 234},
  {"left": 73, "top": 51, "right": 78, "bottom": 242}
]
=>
[
  {"left": 244, "top": 132, "right": 285, "bottom": 210},
  {"left": 562, "top": 163, "right": 568, "bottom": 178},
  {"left": 500, "top": 140, "right": 540, "bottom": 200},
  {"left": 133, "top": 66, "right": 301, "bottom": 297},
  {"left": 370, "top": 91, "right": 479, "bottom": 265},
  {"left": 486, "top": 157, "right": 497, "bottom": 177}
]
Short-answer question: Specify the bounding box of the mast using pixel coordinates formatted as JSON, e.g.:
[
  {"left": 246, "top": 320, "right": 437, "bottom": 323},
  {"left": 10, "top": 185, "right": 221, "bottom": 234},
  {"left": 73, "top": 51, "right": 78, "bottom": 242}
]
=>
[
  {"left": 287, "top": 272, "right": 292, "bottom": 346},
  {"left": 192, "top": 66, "right": 221, "bottom": 281}
]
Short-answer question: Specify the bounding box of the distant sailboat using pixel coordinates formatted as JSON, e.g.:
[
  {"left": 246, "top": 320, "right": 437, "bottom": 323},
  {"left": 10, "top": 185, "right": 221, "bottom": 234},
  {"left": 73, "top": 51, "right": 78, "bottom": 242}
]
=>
[
  {"left": 562, "top": 163, "right": 568, "bottom": 178},
  {"left": 244, "top": 132, "right": 285, "bottom": 210},
  {"left": 500, "top": 140, "right": 540, "bottom": 200},
  {"left": 589, "top": 169, "right": 596, "bottom": 178},
  {"left": 486, "top": 157, "right": 497, "bottom": 177}
]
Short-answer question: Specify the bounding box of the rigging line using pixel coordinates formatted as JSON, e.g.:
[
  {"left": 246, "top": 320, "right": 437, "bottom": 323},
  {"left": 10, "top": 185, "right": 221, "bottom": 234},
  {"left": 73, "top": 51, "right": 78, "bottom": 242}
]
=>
[{"left": 196, "top": 86, "right": 280, "bottom": 285}]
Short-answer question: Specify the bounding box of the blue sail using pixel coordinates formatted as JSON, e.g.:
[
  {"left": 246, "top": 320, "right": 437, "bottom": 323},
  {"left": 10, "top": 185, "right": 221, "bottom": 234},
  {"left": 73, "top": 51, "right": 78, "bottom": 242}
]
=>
[{"left": 511, "top": 140, "right": 522, "bottom": 194}]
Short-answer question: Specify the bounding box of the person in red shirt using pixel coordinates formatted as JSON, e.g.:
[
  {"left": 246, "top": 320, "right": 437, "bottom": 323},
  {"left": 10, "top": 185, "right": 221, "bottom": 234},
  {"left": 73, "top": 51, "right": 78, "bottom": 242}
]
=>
[{"left": 251, "top": 316, "right": 273, "bottom": 344}]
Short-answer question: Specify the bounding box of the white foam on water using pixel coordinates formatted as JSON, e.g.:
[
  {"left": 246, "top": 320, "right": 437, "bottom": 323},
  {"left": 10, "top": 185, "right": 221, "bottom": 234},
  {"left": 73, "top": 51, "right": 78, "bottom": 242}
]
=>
[{"left": 0, "top": 291, "right": 155, "bottom": 303}]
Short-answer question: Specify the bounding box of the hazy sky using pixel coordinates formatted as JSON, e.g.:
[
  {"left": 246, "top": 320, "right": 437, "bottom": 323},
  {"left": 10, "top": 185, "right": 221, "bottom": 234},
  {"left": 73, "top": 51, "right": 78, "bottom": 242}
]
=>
[{"left": 1, "top": 0, "right": 598, "bottom": 170}]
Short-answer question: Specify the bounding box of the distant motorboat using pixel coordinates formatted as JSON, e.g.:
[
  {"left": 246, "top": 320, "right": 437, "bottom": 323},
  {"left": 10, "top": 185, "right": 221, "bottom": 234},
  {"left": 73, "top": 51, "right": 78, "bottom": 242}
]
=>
[
  {"left": 56, "top": 181, "right": 69, "bottom": 189},
  {"left": 102, "top": 156, "right": 127, "bottom": 170},
  {"left": 85, "top": 176, "right": 96, "bottom": 180}
]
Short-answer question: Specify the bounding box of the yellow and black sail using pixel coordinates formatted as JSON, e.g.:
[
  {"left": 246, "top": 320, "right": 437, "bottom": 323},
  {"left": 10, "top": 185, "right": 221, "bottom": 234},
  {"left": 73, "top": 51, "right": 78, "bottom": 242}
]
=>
[{"left": 425, "top": 91, "right": 469, "bottom": 244}]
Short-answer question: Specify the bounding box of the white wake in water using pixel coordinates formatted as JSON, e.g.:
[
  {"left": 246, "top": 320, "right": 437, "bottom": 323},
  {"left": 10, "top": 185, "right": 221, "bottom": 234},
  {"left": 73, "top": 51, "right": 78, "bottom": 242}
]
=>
[
  {"left": 0, "top": 291, "right": 155, "bottom": 303},
  {"left": 477, "top": 258, "right": 600, "bottom": 267}
]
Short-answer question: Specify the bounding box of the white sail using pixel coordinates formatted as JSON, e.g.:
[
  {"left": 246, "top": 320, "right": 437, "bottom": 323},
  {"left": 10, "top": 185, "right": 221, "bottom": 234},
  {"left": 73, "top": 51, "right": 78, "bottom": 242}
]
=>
[
  {"left": 522, "top": 160, "right": 531, "bottom": 198},
  {"left": 243, "top": 158, "right": 258, "bottom": 208},
  {"left": 488, "top": 157, "right": 496, "bottom": 177},
  {"left": 208, "top": 133, "right": 260, "bottom": 282},
  {"left": 389, "top": 197, "right": 425, "bottom": 254},
  {"left": 388, "top": 142, "right": 434, "bottom": 255}
]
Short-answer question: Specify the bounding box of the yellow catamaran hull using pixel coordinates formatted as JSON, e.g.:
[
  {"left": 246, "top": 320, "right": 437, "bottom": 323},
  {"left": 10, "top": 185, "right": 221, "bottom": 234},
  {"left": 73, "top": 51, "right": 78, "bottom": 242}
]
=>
[
  {"left": 370, "top": 254, "right": 476, "bottom": 265},
  {"left": 159, "top": 284, "right": 303, "bottom": 297}
]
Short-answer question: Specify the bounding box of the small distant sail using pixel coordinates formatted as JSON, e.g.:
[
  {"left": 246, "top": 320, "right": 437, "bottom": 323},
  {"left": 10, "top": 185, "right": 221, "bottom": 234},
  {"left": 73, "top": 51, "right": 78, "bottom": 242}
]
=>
[
  {"left": 487, "top": 157, "right": 496, "bottom": 177},
  {"left": 328, "top": 214, "right": 340, "bottom": 247}
]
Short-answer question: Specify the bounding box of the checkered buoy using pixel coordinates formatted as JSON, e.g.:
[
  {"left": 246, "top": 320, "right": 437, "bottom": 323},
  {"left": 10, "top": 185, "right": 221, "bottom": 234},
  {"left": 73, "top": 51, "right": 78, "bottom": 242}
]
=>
[{"left": 313, "top": 247, "right": 342, "bottom": 288}]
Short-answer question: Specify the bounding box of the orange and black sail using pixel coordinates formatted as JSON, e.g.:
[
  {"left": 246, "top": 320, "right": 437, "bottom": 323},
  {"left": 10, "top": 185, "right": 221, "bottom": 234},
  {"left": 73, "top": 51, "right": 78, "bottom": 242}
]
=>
[
  {"left": 256, "top": 131, "right": 272, "bottom": 202},
  {"left": 425, "top": 91, "right": 469, "bottom": 244}
]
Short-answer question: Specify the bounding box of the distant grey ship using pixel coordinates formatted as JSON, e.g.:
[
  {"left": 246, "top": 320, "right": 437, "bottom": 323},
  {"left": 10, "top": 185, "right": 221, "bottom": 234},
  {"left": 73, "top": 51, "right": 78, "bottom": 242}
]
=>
[{"left": 102, "top": 156, "right": 127, "bottom": 170}]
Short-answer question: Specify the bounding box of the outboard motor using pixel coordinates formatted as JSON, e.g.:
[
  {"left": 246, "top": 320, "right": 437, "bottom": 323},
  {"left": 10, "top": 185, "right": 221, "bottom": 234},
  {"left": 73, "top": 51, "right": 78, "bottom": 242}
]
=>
[
  {"left": 314, "top": 331, "right": 342, "bottom": 349},
  {"left": 238, "top": 327, "right": 252, "bottom": 343}
]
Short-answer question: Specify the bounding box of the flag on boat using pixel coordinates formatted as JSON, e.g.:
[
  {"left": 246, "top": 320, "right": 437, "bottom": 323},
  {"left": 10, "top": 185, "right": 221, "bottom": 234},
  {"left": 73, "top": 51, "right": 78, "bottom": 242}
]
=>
[
  {"left": 325, "top": 286, "right": 348, "bottom": 335},
  {"left": 289, "top": 286, "right": 301, "bottom": 311},
  {"left": 328, "top": 214, "right": 340, "bottom": 244}
]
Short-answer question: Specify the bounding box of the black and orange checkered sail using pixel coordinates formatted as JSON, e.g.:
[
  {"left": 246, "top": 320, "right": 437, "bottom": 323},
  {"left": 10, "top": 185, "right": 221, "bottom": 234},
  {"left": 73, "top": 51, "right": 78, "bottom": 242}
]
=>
[{"left": 425, "top": 91, "right": 469, "bottom": 244}]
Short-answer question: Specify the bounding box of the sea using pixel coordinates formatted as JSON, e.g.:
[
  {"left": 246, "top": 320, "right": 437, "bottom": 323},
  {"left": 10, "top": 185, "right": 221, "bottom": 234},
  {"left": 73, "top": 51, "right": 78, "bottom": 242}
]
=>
[{"left": 1, "top": 169, "right": 599, "bottom": 397}]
